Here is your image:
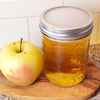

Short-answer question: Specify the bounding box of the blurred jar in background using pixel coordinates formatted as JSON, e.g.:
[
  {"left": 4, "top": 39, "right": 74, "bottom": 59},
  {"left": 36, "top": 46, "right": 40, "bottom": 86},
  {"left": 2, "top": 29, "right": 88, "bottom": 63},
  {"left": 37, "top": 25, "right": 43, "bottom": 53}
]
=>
[{"left": 40, "top": 6, "right": 93, "bottom": 86}]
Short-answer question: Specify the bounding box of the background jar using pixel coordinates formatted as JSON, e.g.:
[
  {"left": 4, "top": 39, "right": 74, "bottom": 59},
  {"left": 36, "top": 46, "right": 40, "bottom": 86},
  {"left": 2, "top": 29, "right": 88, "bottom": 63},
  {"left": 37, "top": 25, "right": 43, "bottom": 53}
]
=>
[{"left": 39, "top": 6, "right": 93, "bottom": 86}]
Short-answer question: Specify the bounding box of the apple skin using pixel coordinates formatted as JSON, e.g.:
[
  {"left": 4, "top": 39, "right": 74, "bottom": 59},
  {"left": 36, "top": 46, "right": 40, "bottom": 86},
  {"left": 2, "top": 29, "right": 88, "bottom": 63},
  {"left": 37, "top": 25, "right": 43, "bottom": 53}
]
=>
[{"left": 0, "top": 40, "right": 43, "bottom": 86}]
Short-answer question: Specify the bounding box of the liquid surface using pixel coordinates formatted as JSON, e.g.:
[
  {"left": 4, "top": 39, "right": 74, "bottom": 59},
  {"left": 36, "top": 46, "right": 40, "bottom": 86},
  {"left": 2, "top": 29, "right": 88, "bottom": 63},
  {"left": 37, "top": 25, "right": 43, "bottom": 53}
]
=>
[{"left": 43, "top": 36, "right": 90, "bottom": 86}]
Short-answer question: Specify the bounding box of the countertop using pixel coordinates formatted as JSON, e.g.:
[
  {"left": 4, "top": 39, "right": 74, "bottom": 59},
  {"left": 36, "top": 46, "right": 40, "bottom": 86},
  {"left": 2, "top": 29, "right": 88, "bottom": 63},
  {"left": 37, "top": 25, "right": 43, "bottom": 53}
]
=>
[{"left": 0, "top": 44, "right": 100, "bottom": 100}]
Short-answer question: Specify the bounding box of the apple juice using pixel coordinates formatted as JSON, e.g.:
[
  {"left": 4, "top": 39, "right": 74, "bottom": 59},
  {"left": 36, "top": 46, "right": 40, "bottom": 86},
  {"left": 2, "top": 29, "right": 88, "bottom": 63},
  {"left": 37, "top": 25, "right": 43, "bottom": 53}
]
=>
[
  {"left": 43, "top": 36, "right": 90, "bottom": 86},
  {"left": 40, "top": 6, "right": 93, "bottom": 86}
]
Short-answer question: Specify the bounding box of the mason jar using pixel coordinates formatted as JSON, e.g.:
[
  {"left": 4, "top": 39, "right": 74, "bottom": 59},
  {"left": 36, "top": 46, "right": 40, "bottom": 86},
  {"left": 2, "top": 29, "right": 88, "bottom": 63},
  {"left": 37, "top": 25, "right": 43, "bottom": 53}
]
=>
[{"left": 39, "top": 6, "right": 93, "bottom": 86}]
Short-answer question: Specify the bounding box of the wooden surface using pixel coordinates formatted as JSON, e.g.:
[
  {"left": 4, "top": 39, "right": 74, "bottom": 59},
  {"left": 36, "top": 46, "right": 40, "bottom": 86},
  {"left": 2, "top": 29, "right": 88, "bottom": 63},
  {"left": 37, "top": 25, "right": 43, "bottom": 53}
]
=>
[
  {"left": 0, "top": 60, "right": 99, "bottom": 100},
  {"left": 88, "top": 44, "right": 100, "bottom": 100}
]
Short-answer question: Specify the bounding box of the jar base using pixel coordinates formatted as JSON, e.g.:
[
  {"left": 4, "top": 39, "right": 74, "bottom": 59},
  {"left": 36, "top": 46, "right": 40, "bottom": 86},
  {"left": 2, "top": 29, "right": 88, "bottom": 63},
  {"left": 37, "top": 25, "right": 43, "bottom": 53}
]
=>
[{"left": 45, "top": 72, "right": 86, "bottom": 87}]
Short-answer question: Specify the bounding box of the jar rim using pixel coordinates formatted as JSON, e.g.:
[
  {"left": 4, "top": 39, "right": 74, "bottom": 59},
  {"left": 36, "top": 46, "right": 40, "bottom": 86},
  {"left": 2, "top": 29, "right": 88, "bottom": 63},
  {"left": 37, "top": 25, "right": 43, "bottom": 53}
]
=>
[{"left": 39, "top": 6, "right": 93, "bottom": 41}]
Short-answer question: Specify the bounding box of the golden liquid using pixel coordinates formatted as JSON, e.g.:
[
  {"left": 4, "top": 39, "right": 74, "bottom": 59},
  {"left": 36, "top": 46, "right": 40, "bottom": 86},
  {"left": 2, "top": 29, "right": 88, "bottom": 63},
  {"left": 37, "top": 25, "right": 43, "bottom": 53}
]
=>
[{"left": 43, "top": 36, "right": 90, "bottom": 86}]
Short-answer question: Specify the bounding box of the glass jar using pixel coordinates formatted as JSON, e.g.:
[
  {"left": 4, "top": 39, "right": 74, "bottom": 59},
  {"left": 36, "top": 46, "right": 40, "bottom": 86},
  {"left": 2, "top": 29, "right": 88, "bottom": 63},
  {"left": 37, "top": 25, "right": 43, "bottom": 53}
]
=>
[{"left": 39, "top": 6, "right": 93, "bottom": 86}]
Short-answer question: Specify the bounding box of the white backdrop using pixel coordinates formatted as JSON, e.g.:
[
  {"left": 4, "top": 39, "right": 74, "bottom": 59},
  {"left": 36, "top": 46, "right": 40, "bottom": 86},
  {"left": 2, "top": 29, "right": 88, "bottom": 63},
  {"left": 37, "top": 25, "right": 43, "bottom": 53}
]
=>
[{"left": 0, "top": 0, "right": 99, "bottom": 48}]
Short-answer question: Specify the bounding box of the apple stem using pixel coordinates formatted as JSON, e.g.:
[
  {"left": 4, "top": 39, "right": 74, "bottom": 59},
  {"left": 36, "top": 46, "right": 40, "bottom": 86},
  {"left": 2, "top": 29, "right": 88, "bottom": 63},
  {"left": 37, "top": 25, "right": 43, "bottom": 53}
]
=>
[{"left": 20, "top": 38, "right": 23, "bottom": 52}]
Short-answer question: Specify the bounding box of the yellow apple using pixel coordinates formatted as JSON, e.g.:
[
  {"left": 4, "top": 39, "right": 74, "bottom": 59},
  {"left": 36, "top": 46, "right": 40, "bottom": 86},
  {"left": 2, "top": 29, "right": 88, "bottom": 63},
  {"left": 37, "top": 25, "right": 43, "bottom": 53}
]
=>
[{"left": 0, "top": 39, "right": 43, "bottom": 86}]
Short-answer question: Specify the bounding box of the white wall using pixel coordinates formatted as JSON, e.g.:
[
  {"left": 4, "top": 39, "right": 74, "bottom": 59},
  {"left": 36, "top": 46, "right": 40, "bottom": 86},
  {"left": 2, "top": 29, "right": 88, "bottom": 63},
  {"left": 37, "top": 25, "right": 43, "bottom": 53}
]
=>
[{"left": 0, "top": 0, "right": 99, "bottom": 48}]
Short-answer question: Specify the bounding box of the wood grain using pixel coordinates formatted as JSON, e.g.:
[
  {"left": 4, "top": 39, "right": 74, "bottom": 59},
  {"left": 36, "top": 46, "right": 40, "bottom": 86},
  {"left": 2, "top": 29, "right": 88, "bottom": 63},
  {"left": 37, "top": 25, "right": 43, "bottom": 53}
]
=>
[{"left": 0, "top": 60, "right": 100, "bottom": 100}]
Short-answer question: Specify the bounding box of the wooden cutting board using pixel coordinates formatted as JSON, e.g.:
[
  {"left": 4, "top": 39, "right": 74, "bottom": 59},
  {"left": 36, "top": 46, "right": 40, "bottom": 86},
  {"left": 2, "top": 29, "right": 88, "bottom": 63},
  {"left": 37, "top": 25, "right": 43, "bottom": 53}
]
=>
[{"left": 0, "top": 60, "right": 100, "bottom": 100}]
